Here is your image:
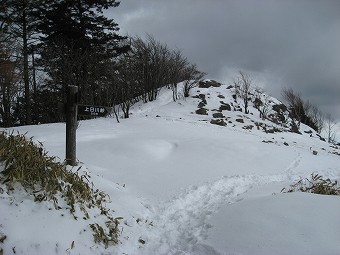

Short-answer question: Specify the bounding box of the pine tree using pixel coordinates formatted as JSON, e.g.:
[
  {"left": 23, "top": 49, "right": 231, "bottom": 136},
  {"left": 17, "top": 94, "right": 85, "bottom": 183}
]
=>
[
  {"left": 1, "top": 0, "right": 41, "bottom": 125},
  {"left": 38, "top": 0, "right": 129, "bottom": 105}
]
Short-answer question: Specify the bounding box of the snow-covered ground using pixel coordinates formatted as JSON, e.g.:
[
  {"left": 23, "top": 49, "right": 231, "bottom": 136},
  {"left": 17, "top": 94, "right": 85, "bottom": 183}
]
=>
[{"left": 1, "top": 83, "right": 340, "bottom": 255}]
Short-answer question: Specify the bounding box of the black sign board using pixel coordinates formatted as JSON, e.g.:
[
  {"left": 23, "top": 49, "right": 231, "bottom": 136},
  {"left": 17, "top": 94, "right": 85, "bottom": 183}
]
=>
[{"left": 78, "top": 105, "right": 111, "bottom": 117}]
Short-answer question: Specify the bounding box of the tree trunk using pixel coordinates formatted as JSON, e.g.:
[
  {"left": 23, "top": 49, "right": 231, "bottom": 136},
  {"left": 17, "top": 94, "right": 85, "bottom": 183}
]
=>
[{"left": 22, "top": 2, "right": 31, "bottom": 125}]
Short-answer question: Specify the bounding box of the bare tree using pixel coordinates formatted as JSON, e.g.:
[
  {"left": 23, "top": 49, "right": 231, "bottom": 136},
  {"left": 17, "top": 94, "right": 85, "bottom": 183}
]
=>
[
  {"left": 167, "top": 49, "right": 188, "bottom": 101},
  {"left": 131, "top": 35, "right": 170, "bottom": 102},
  {"left": 309, "top": 104, "right": 324, "bottom": 133},
  {"left": 129, "top": 35, "right": 205, "bottom": 102},
  {"left": 325, "top": 113, "right": 337, "bottom": 143},
  {"left": 182, "top": 64, "right": 205, "bottom": 97},
  {"left": 282, "top": 88, "right": 323, "bottom": 132},
  {"left": 112, "top": 52, "right": 140, "bottom": 119},
  {"left": 282, "top": 88, "right": 305, "bottom": 127},
  {"left": 234, "top": 71, "right": 252, "bottom": 114},
  {"left": 253, "top": 87, "right": 275, "bottom": 120}
]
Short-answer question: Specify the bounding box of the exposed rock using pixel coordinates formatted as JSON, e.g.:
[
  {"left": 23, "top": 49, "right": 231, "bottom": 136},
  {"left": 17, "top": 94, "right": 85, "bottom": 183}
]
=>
[
  {"left": 210, "top": 80, "right": 222, "bottom": 87},
  {"left": 210, "top": 119, "right": 227, "bottom": 126},
  {"left": 212, "top": 112, "right": 224, "bottom": 118},
  {"left": 196, "top": 108, "right": 208, "bottom": 115},
  {"left": 254, "top": 122, "right": 263, "bottom": 130},
  {"left": 219, "top": 104, "right": 231, "bottom": 111},
  {"left": 198, "top": 81, "right": 210, "bottom": 88},
  {"left": 198, "top": 101, "right": 206, "bottom": 108},
  {"left": 272, "top": 104, "right": 287, "bottom": 113},
  {"left": 217, "top": 94, "right": 225, "bottom": 99},
  {"left": 198, "top": 80, "right": 222, "bottom": 88},
  {"left": 243, "top": 125, "right": 254, "bottom": 130},
  {"left": 233, "top": 105, "right": 242, "bottom": 112},
  {"left": 271, "top": 104, "right": 288, "bottom": 124},
  {"left": 316, "top": 133, "right": 326, "bottom": 142},
  {"left": 262, "top": 140, "right": 274, "bottom": 144},
  {"left": 193, "top": 93, "right": 206, "bottom": 100},
  {"left": 264, "top": 126, "right": 282, "bottom": 134},
  {"left": 235, "top": 118, "right": 244, "bottom": 123},
  {"left": 198, "top": 94, "right": 206, "bottom": 100}
]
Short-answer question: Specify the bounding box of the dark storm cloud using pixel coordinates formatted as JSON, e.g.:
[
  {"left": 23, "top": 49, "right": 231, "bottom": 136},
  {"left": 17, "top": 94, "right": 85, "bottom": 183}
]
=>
[{"left": 109, "top": 0, "right": 340, "bottom": 120}]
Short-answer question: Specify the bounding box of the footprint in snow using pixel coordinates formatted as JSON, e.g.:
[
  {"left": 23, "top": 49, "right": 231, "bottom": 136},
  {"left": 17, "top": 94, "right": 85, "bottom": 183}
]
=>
[{"left": 141, "top": 174, "right": 287, "bottom": 254}]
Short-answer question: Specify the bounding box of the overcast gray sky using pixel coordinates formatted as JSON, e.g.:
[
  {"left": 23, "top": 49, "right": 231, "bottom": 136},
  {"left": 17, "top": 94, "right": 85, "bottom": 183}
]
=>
[{"left": 108, "top": 0, "right": 340, "bottom": 123}]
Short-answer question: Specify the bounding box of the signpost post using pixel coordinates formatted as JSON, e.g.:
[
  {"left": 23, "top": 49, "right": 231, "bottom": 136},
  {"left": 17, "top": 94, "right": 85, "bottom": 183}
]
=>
[
  {"left": 64, "top": 86, "right": 112, "bottom": 166},
  {"left": 65, "top": 85, "right": 78, "bottom": 166}
]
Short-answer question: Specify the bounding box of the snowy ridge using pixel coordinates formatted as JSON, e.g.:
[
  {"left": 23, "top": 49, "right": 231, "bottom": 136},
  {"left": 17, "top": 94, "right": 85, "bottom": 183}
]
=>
[{"left": 1, "top": 81, "right": 340, "bottom": 255}]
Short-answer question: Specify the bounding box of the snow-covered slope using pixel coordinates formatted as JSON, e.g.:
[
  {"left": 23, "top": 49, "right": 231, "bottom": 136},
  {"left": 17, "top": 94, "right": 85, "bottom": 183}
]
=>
[{"left": 1, "top": 82, "right": 340, "bottom": 255}]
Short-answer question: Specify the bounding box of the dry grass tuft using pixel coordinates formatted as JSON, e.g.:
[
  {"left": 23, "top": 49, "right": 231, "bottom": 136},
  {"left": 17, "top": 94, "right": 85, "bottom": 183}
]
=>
[
  {"left": 0, "top": 131, "right": 120, "bottom": 246},
  {"left": 281, "top": 173, "right": 340, "bottom": 195}
]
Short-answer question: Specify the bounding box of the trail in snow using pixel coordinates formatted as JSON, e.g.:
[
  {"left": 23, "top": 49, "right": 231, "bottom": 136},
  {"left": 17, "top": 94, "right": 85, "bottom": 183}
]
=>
[
  {"left": 283, "top": 153, "right": 302, "bottom": 177},
  {"left": 136, "top": 173, "right": 294, "bottom": 255}
]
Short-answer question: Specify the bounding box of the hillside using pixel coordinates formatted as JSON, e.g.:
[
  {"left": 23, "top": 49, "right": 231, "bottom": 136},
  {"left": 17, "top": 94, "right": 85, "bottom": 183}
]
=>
[{"left": 1, "top": 81, "right": 340, "bottom": 255}]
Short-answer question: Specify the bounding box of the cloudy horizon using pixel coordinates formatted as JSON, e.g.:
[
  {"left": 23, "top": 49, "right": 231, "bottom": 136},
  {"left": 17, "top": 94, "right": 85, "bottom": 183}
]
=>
[{"left": 107, "top": 0, "right": 340, "bottom": 127}]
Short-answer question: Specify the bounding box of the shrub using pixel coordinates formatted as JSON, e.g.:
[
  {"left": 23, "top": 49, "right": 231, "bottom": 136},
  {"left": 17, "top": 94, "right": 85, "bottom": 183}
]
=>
[
  {"left": 290, "top": 121, "right": 301, "bottom": 134},
  {"left": 281, "top": 173, "right": 340, "bottom": 195},
  {"left": 0, "top": 131, "right": 120, "bottom": 246}
]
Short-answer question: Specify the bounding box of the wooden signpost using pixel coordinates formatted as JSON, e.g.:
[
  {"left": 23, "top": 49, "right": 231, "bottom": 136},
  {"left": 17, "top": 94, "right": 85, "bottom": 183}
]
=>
[
  {"left": 65, "top": 85, "right": 78, "bottom": 166},
  {"left": 65, "top": 86, "right": 112, "bottom": 166}
]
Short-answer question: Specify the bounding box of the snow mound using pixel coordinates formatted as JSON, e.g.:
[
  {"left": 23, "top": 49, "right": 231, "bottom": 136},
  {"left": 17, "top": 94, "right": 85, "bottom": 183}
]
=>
[{"left": 207, "top": 192, "right": 340, "bottom": 255}]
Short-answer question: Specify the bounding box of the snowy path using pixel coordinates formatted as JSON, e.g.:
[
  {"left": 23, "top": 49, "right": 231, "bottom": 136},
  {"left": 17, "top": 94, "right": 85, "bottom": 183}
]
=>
[
  {"left": 283, "top": 153, "right": 302, "bottom": 177},
  {"left": 139, "top": 174, "right": 291, "bottom": 255}
]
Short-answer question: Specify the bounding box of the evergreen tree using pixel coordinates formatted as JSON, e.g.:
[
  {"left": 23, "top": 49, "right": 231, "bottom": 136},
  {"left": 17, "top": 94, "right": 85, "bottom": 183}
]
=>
[
  {"left": 1, "top": 0, "right": 41, "bottom": 125},
  {"left": 38, "top": 0, "right": 129, "bottom": 105},
  {"left": 0, "top": 31, "right": 20, "bottom": 127}
]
